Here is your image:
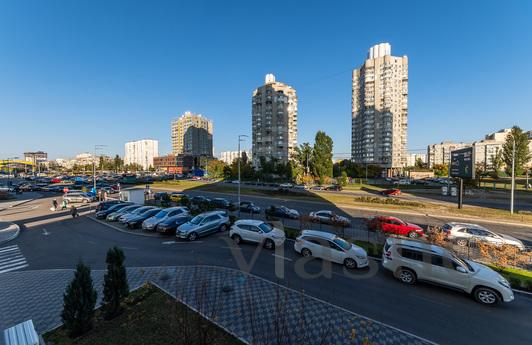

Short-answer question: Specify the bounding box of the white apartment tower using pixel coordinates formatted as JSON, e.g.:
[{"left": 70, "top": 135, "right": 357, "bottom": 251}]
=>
[
  {"left": 124, "top": 139, "right": 159, "bottom": 170},
  {"left": 351, "top": 43, "right": 408, "bottom": 175},
  {"left": 252, "top": 74, "right": 298, "bottom": 165},
  {"left": 171, "top": 112, "right": 213, "bottom": 156}
]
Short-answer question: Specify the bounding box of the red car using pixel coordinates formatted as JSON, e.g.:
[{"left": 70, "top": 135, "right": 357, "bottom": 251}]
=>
[
  {"left": 381, "top": 188, "right": 401, "bottom": 196},
  {"left": 367, "top": 216, "right": 424, "bottom": 238},
  {"left": 50, "top": 178, "right": 62, "bottom": 184}
]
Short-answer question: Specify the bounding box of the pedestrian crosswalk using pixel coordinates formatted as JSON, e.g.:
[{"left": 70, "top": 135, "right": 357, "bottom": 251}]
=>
[{"left": 0, "top": 245, "right": 28, "bottom": 274}]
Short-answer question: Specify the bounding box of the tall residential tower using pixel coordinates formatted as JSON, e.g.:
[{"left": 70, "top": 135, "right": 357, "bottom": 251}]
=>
[
  {"left": 351, "top": 43, "right": 408, "bottom": 175},
  {"left": 171, "top": 112, "right": 213, "bottom": 157},
  {"left": 252, "top": 74, "right": 297, "bottom": 165}
]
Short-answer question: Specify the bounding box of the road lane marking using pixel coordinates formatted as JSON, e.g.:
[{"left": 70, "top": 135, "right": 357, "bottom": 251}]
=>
[
  {"left": 272, "top": 254, "right": 293, "bottom": 262},
  {"left": 42, "top": 228, "right": 51, "bottom": 236},
  {"left": 0, "top": 245, "right": 28, "bottom": 274},
  {"left": 163, "top": 241, "right": 203, "bottom": 245}
]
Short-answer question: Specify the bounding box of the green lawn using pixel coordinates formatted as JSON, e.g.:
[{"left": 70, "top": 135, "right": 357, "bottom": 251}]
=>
[{"left": 43, "top": 283, "right": 243, "bottom": 345}]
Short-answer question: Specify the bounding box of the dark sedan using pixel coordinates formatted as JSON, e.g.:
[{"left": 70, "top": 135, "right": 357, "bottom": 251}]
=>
[
  {"left": 239, "top": 201, "right": 261, "bottom": 214},
  {"left": 156, "top": 214, "right": 193, "bottom": 235},
  {"left": 95, "top": 202, "right": 133, "bottom": 219},
  {"left": 211, "top": 198, "right": 235, "bottom": 210},
  {"left": 126, "top": 208, "right": 162, "bottom": 229},
  {"left": 265, "top": 205, "right": 300, "bottom": 219}
]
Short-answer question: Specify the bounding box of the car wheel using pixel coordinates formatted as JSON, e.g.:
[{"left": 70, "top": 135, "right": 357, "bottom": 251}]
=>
[
  {"left": 456, "top": 238, "right": 468, "bottom": 247},
  {"left": 474, "top": 287, "right": 500, "bottom": 305},
  {"left": 344, "top": 258, "right": 357, "bottom": 269},
  {"left": 188, "top": 232, "right": 198, "bottom": 241},
  {"left": 408, "top": 231, "right": 418, "bottom": 238},
  {"left": 301, "top": 248, "right": 312, "bottom": 257},
  {"left": 232, "top": 234, "right": 242, "bottom": 244},
  {"left": 219, "top": 224, "right": 228, "bottom": 232},
  {"left": 397, "top": 268, "right": 416, "bottom": 284},
  {"left": 264, "top": 239, "right": 274, "bottom": 250}
]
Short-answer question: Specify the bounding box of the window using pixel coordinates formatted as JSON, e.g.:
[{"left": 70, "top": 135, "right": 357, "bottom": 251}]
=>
[
  {"left": 333, "top": 238, "right": 351, "bottom": 251},
  {"left": 399, "top": 248, "right": 423, "bottom": 261}
]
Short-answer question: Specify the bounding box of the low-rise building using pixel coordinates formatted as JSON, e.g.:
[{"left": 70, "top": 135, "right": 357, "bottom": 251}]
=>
[
  {"left": 24, "top": 151, "right": 47, "bottom": 165},
  {"left": 406, "top": 153, "right": 426, "bottom": 167},
  {"left": 153, "top": 154, "right": 194, "bottom": 174},
  {"left": 427, "top": 141, "right": 471, "bottom": 168},
  {"left": 219, "top": 150, "right": 252, "bottom": 165}
]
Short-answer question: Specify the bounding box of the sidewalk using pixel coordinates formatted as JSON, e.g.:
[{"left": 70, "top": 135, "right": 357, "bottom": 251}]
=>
[
  {"left": 0, "top": 266, "right": 435, "bottom": 345},
  {"left": 0, "top": 222, "right": 20, "bottom": 244},
  {"left": 0, "top": 192, "right": 41, "bottom": 211}
]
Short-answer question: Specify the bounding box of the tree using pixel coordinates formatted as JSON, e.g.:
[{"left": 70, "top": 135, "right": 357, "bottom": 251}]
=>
[
  {"left": 311, "top": 131, "right": 333, "bottom": 184},
  {"left": 502, "top": 126, "right": 531, "bottom": 176},
  {"left": 113, "top": 155, "right": 124, "bottom": 173},
  {"left": 433, "top": 164, "right": 448, "bottom": 177},
  {"left": 337, "top": 171, "right": 348, "bottom": 187},
  {"left": 102, "top": 247, "right": 129, "bottom": 319},
  {"left": 490, "top": 148, "right": 504, "bottom": 177},
  {"left": 293, "top": 143, "right": 313, "bottom": 176},
  {"left": 61, "top": 260, "right": 97, "bottom": 338},
  {"left": 415, "top": 157, "right": 425, "bottom": 169},
  {"left": 207, "top": 159, "right": 227, "bottom": 179}
]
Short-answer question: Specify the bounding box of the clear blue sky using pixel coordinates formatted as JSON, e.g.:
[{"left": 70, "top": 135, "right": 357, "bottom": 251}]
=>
[{"left": 1, "top": 0, "right": 531, "bottom": 160}]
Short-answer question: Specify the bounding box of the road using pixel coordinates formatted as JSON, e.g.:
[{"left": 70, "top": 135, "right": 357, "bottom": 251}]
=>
[{"left": 1, "top": 196, "right": 531, "bottom": 345}]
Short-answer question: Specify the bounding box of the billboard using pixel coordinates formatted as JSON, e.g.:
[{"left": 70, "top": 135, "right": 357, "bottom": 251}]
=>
[{"left": 450, "top": 147, "right": 475, "bottom": 179}]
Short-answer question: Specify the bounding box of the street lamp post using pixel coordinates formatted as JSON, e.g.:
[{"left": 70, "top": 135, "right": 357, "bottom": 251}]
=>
[
  {"left": 93, "top": 145, "right": 107, "bottom": 198},
  {"left": 237, "top": 134, "right": 248, "bottom": 216}
]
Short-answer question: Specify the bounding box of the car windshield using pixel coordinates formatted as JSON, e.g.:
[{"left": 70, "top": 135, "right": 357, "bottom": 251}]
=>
[
  {"left": 452, "top": 253, "right": 475, "bottom": 272},
  {"left": 258, "top": 223, "right": 273, "bottom": 233},
  {"left": 334, "top": 237, "right": 352, "bottom": 251},
  {"left": 190, "top": 215, "right": 204, "bottom": 225},
  {"left": 154, "top": 210, "right": 169, "bottom": 219}
]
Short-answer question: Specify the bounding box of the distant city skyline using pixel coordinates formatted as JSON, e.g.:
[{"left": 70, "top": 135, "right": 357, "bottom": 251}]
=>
[{"left": 1, "top": 1, "right": 531, "bottom": 160}]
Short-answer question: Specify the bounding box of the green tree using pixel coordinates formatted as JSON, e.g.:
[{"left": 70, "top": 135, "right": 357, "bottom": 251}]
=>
[
  {"left": 433, "top": 164, "right": 448, "bottom": 177},
  {"left": 207, "top": 159, "right": 227, "bottom": 179},
  {"left": 61, "top": 260, "right": 97, "bottom": 338},
  {"left": 293, "top": 143, "right": 313, "bottom": 176},
  {"left": 113, "top": 155, "right": 124, "bottom": 172},
  {"left": 311, "top": 131, "right": 333, "bottom": 184},
  {"left": 502, "top": 126, "right": 531, "bottom": 176},
  {"left": 490, "top": 148, "right": 504, "bottom": 178},
  {"left": 415, "top": 157, "right": 425, "bottom": 169},
  {"left": 102, "top": 247, "right": 129, "bottom": 319},
  {"left": 337, "top": 171, "right": 348, "bottom": 187}
]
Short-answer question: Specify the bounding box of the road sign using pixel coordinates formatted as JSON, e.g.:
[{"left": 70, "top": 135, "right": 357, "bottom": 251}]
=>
[{"left": 450, "top": 147, "right": 475, "bottom": 179}]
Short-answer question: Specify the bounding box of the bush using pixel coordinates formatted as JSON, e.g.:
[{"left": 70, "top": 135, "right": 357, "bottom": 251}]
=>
[
  {"left": 61, "top": 260, "right": 97, "bottom": 338},
  {"left": 352, "top": 240, "right": 382, "bottom": 257},
  {"left": 353, "top": 196, "right": 424, "bottom": 208},
  {"left": 102, "top": 247, "right": 129, "bottom": 320}
]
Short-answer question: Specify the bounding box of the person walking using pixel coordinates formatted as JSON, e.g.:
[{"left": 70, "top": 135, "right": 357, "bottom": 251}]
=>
[
  {"left": 51, "top": 199, "right": 58, "bottom": 211},
  {"left": 70, "top": 205, "right": 79, "bottom": 218},
  {"left": 61, "top": 199, "right": 68, "bottom": 210}
]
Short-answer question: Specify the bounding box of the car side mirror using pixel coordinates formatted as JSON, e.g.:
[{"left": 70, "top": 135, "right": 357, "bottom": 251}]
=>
[{"left": 456, "top": 266, "right": 467, "bottom": 273}]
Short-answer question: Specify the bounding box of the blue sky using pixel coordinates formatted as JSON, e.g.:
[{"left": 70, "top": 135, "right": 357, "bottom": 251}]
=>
[{"left": 1, "top": 0, "right": 531, "bottom": 160}]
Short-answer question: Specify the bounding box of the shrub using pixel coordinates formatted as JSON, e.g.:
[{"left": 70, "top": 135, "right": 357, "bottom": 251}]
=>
[
  {"left": 61, "top": 260, "right": 97, "bottom": 338},
  {"left": 102, "top": 247, "right": 129, "bottom": 320},
  {"left": 353, "top": 196, "right": 424, "bottom": 208}
]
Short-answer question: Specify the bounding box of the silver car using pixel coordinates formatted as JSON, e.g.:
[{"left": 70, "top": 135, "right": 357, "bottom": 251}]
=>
[
  {"left": 176, "top": 211, "right": 230, "bottom": 241},
  {"left": 442, "top": 222, "right": 525, "bottom": 250},
  {"left": 106, "top": 204, "right": 142, "bottom": 222},
  {"left": 118, "top": 206, "right": 155, "bottom": 224},
  {"left": 63, "top": 191, "right": 95, "bottom": 204},
  {"left": 142, "top": 207, "right": 189, "bottom": 231}
]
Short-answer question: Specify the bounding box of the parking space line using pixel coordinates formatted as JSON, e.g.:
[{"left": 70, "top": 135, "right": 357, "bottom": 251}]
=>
[
  {"left": 162, "top": 241, "right": 203, "bottom": 245},
  {"left": 272, "top": 254, "right": 293, "bottom": 262}
]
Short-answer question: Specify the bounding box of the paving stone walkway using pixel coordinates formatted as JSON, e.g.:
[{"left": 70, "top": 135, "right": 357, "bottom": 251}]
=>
[{"left": 0, "top": 266, "right": 436, "bottom": 345}]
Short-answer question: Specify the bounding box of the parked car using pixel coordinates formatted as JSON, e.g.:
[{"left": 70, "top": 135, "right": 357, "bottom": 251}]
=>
[
  {"left": 126, "top": 208, "right": 161, "bottom": 229},
  {"left": 294, "top": 230, "right": 368, "bottom": 269},
  {"left": 142, "top": 207, "right": 189, "bottom": 231},
  {"left": 265, "top": 205, "right": 299, "bottom": 219},
  {"left": 211, "top": 198, "right": 235, "bottom": 210},
  {"left": 367, "top": 216, "right": 424, "bottom": 238},
  {"left": 96, "top": 202, "right": 133, "bottom": 219},
  {"left": 293, "top": 184, "right": 309, "bottom": 190},
  {"left": 176, "top": 211, "right": 230, "bottom": 241},
  {"left": 190, "top": 196, "right": 211, "bottom": 205},
  {"left": 95, "top": 200, "right": 123, "bottom": 212},
  {"left": 170, "top": 192, "right": 184, "bottom": 202},
  {"left": 230, "top": 220, "right": 286, "bottom": 249},
  {"left": 154, "top": 192, "right": 168, "bottom": 200},
  {"left": 106, "top": 204, "right": 143, "bottom": 221},
  {"left": 156, "top": 214, "right": 192, "bottom": 235},
  {"left": 381, "top": 188, "right": 401, "bottom": 196},
  {"left": 441, "top": 222, "right": 525, "bottom": 250},
  {"left": 63, "top": 191, "right": 95, "bottom": 204},
  {"left": 118, "top": 206, "right": 156, "bottom": 224},
  {"left": 239, "top": 201, "right": 261, "bottom": 214},
  {"left": 382, "top": 238, "right": 514, "bottom": 305},
  {"left": 325, "top": 184, "right": 343, "bottom": 191},
  {"left": 309, "top": 210, "right": 351, "bottom": 227}
]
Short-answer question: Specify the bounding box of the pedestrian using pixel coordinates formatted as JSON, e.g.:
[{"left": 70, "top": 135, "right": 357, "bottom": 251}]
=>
[
  {"left": 70, "top": 205, "right": 78, "bottom": 218},
  {"left": 52, "top": 199, "right": 58, "bottom": 211},
  {"left": 61, "top": 199, "right": 67, "bottom": 210}
]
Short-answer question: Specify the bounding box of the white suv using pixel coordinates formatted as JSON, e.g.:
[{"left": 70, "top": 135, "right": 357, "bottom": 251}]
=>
[
  {"left": 442, "top": 222, "right": 525, "bottom": 250},
  {"left": 230, "top": 220, "right": 285, "bottom": 249},
  {"left": 294, "top": 230, "right": 368, "bottom": 269},
  {"left": 382, "top": 238, "right": 514, "bottom": 305}
]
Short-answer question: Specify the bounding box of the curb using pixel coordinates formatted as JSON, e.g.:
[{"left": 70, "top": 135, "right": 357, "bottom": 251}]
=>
[
  {"left": 0, "top": 198, "right": 35, "bottom": 212},
  {"left": 0, "top": 223, "right": 20, "bottom": 244},
  {"left": 87, "top": 216, "right": 162, "bottom": 238}
]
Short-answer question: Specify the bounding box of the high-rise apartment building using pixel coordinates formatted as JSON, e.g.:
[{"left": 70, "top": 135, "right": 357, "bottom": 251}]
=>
[
  {"left": 427, "top": 141, "right": 471, "bottom": 168},
  {"left": 219, "top": 150, "right": 252, "bottom": 165},
  {"left": 351, "top": 43, "right": 408, "bottom": 175},
  {"left": 252, "top": 74, "right": 297, "bottom": 165},
  {"left": 124, "top": 139, "right": 159, "bottom": 170},
  {"left": 171, "top": 112, "right": 213, "bottom": 157}
]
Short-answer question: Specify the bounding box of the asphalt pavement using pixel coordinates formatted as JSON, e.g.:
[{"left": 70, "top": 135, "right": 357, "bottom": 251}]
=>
[{"left": 1, "top": 196, "right": 531, "bottom": 345}]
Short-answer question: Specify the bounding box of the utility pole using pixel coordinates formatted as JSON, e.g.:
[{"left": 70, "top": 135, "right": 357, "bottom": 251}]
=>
[
  {"left": 510, "top": 136, "right": 516, "bottom": 214},
  {"left": 237, "top": 134, "right": 248, "bottom": 216},
  {"left": 93, "top": 145, "right": 106, "bottom": 197}
]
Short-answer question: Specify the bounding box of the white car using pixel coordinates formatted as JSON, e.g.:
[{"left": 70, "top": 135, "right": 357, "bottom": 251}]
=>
[
  {"left": 309, "top": 210, "right": 351, "bottom": 226},
  {"left": 294, "top": 230, "right": 368, "bottom": 269},
  {"left": 442, "top": 222, "right": 525, "bottom": 250},
  {"left": 230, "top": 220, "right": 286, "bottom": 249},
  {"left": 382, "top": 238, "right": 514, "bottom": 305}
]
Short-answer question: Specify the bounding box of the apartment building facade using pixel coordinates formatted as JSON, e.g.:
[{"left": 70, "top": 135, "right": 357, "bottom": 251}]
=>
[
  {"left": 124, "top": 139, "right": 159, "bottom": 170},
  {"left": 219, "top": 150, "right": 251, "bottom": 165},
  {"left": 171, "top": 112, "right": 213, "bottom": 157},
  {"left": 351, "top": 43, "right": 409, "bottom": 175},
  {"left": 427, "top": 141, "right": 471, "bottom": 168},
  {"left": 252, "top": 74, "right": 297, "bottom": 165}
]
